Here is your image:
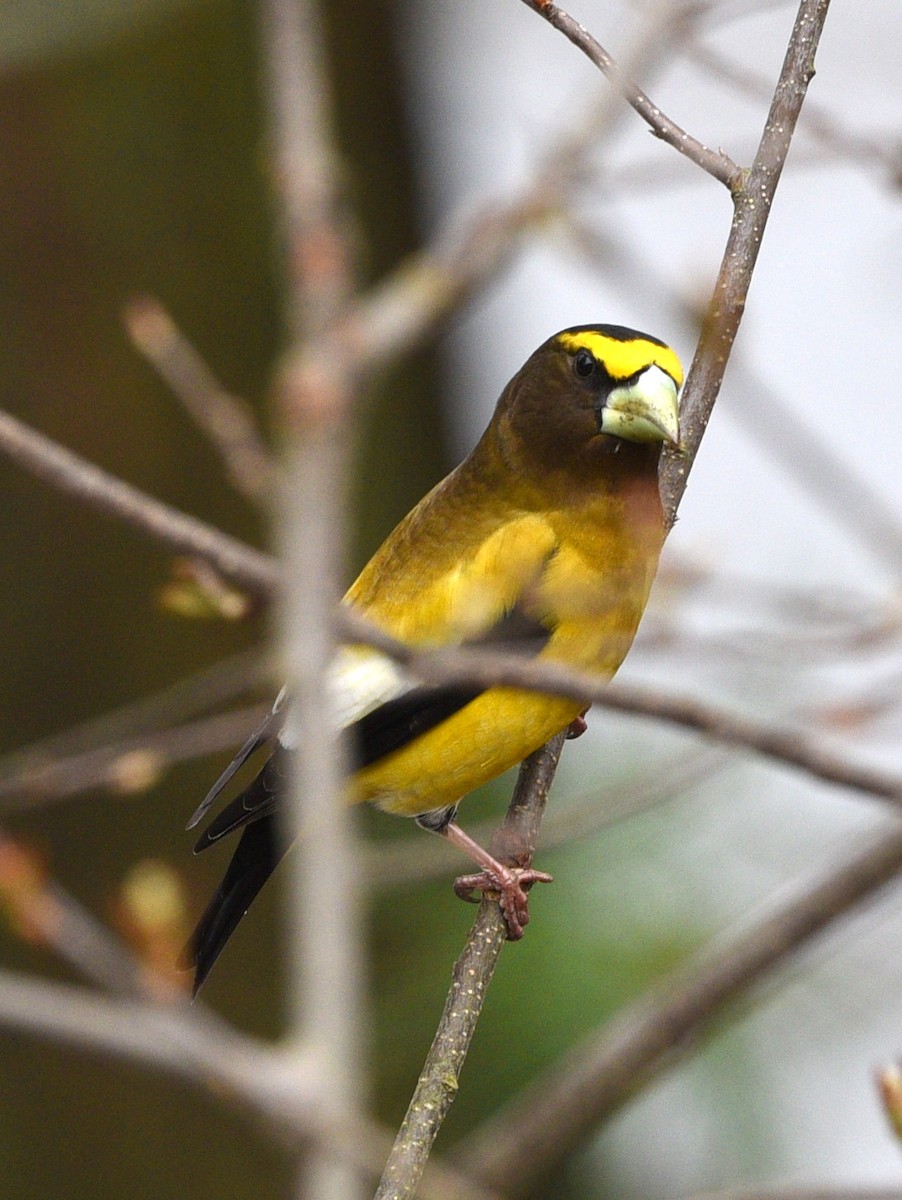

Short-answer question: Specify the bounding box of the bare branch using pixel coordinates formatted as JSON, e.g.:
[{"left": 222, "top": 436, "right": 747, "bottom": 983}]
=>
[
  {"left": 336, "top": 608, "right": 902, "bottom": 812},
  {"left": 260, "top": 2, "right": 364, "bottom": 1198},
  {"left": 0, "top": 966, "right": 331, "bottom": 1140},
  {"left": 518, "top": 0, "right": 742, "bottom": 189},
  {"left": 660, "top": 0, "right": 834, "bottom": 523},
  {"left": 364, "top": 746, "right": 727, "bottom": 890},
  {"left": 0, "top": 648, "right": 261, "bottom": 785},
  {"left": 684, "top": 1190, "right": 902, "bottom": 1200},
  {"left": 124, "top": 296, "right": 273, "bottom": 502},
  {"left": 0, "top": 703, "right": 269, "bottom": 814},
  {"left": 0, "top": 408, "right": 277, "bottom": 596},
  {"left": 0, "top": 832, "right": 174, "bottom": 996},
  {"left": 374, "top": 734, "right": 566, "bottom": 1200},
  {"left": 458, "top": 820, "right": 902, "bottom": 1195},
  {"left": 0, "top": 970, "right": 478, "bottom": 1197},
  {"left": 691, "top": 41, "right": 902, "bottom": 184}
]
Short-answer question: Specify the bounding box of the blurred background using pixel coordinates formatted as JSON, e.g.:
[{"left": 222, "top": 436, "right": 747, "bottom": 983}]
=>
[{"left": 0, "top": 0, "right": 901, "bottom": 1197}]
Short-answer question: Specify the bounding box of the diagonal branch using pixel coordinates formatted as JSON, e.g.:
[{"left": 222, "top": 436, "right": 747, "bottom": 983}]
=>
[
  {"left": 660, "top": 0, "right": 833, "bottom": 524},
  {"left": 0, "top": 704, "right": 269, "bottom": 814},
  {"left": 336, "top": 609, "right": 902, "bottom": 813},
  {"left": 378, "top": 0, "right": 834, "bottom": 1190},
  {"left": 123, "top": 296, "right": 273, "bottom": 503},
  {"left": 518, "top": 0, "right": 742, "bottom": 189},
  {"left": 374, "top": 734, "right": 567, "bottom": 1200},
  {"left": 0, "top": 970, "right": 494, "bottom": 1200},
  {"left": 0, "top": 408, "right": 277, "bottom": 596},
  {"left": 457, "top": 819, "right": 902, "bottom": 1196}
]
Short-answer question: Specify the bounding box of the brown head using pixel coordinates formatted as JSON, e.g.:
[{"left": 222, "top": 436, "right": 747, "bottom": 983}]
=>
[{"left": 483, "top": 324, "right": 683, "bottom": 500}]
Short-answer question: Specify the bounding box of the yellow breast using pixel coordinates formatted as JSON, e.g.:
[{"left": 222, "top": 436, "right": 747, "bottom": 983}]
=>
[{"left": 348, "top": 497, "right": 663, "bottom": 819}]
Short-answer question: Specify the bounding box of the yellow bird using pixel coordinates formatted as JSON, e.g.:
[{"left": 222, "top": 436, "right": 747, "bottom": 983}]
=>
[{"left": 185, "top": 324, "right": 683, "bottom": 992}]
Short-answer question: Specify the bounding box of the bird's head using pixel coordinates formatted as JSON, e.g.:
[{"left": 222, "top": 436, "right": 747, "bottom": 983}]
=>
[
  {"left": 493, "top": 325, "right": 683, "bottom": 484},
  {"left": 554, "top": 325, "right": 682, "bottom": 446}
]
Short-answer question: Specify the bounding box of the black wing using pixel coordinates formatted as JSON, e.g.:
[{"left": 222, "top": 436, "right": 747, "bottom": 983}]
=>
[
  {"left": 185, "top": 700, "right": 283, "bottom": 833},
  {"left": 185, "top": 607, "right": 552, "bottom": 990}
]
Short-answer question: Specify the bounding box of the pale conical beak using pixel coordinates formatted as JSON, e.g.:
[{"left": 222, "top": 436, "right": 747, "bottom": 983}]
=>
[{"left": 599, "top": 364, "right": 681, "bottom": 445}]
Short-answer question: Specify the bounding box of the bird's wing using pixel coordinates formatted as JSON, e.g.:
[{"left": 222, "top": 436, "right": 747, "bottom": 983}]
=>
[
  {"left": 346, "top": 509, "right": 560, "bottom": 644},
  {"left": 191, "top": 601, "right": 554, "bottom": 849},
  {"left": 189, "top": 514, "right": 560, "bottom": 848},
  {"left": 192, "top": 743, "right": 287, "bottom": 850},
  {"left": 348, "top": 604, "right": 553, "bottom": 768},
  {"left": 184, "top": 690, "right": 286, "bottom": 832}
]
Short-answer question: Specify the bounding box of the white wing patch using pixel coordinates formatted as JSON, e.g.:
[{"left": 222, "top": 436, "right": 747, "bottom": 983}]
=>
[{"left": 277, "top": 646, "right": 411, "bottom": 750}]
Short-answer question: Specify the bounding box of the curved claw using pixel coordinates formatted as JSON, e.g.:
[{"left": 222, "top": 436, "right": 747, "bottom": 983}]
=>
[
  {"left": 565, "top": 706, "right": 591, "bottom": 740},
  {"left": 452, "top": 866, "right": 554, "bottom": 940}
]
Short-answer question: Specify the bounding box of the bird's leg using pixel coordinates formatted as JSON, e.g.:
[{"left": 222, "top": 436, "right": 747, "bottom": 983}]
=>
[
  {"left": 565, "top": 705, "right": 591, "bottom": 739},
  {"left": 441, "top": 820, "right": 553, "bottom": 940}
]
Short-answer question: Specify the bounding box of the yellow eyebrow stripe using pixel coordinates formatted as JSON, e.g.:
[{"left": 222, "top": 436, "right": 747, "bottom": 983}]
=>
[{"left": 557, "top": 331, "right": 684, "bottom": 388}]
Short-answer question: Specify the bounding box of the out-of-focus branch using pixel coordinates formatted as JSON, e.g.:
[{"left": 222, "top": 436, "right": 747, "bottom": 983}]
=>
[
  {"left": 684, "top": 1190, "right": 902, "bottom": 1200},
  {"left": 518, "top": 0, "right": 742, "bottom": 190},
  {"left": 0, "top": 703, "right": 269, "bottom": 813},
  {"left": 660, "top": 0, "right": 833, "bottom": 525},
  {"left": 0, "top": 648, "right": 262, "bottom": 788},
  {"left": 336, "top": 608, "right": 902, "bottom": 811},
  {"left": 124, "top": 296, "right": 273, "bottom": 502},
  {"left": 374, "top": 734, "right": 566, "bottom": 1200},
  {"left": 364, "top": 746, "right": 727, "bottom": 890},
  {"left": 0, "top": 833, "right": 174, "bottom": 996},
  {"left": 0, "top": 408, "right": 277, "bottom": 596},
  {"left": 458, "top": 819, "right": 902, "bottom": 1196},
  {"left": 0, "top": 969, "right": 311, "bottom": 1110},
  {"left": 691, "top": 41, "right": 902, "bottom": 184},
  {"left": 0, "top": 969, "right": 483, "bottom": 1198},
  {"left": 259, "top": 2, "right": 363, "bottom": 1199}
]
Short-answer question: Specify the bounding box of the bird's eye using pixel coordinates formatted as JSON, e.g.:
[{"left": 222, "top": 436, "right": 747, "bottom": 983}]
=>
[{"left": 573, "top": 349, "right": 596, "bottom": 380}]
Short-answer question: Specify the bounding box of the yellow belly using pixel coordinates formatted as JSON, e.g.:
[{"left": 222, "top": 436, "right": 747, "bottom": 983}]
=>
[{"left": 348, "top": 687, "right": 582, "bottom": 817}]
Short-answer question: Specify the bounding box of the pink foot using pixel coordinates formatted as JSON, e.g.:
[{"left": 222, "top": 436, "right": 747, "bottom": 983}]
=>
[
  {"left": 453, "top": 866, "right": 554, "bottom": 940},
  {"left": 565, "top": 706, "right": 591, "bottom": 739}
]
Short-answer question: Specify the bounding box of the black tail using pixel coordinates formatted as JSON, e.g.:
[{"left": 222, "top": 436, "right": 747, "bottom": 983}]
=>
[
  {"left": 184, "top": 668, "right": 497, "bottom": 991},
  {"left": 184, "top": 816, "right": 284, "bottom": 996}
]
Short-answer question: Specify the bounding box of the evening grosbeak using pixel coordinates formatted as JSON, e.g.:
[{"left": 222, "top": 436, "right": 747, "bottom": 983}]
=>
[{"left": 185, "top": 324, "right": 683, "bottom": 992}]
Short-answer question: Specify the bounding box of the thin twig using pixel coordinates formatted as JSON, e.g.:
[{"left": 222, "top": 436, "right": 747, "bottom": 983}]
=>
[
  {"left": 458, "top": 819, "right": 902, "bottom": 1196},
  {"left": 124, "top": 296, "right": 273, "bottom": 502},
  {"left": 660, "top": 0, "right": 834, "bottom": 525},
  {"left": 0, "top": 408, "right": 277, "bottom": 595},
  {"left": 0, "top": 969, "right": 463, "bottom": 1195},
  {"left": 374, "top": 734, "right": 566, "bottom": 1200},
  {"left": 518, "top": 0, "right": 742, "bottom": 190},
  {"left": 0, "top": 648, "right": 262, "bottom": 788},
  {"left": 364, "top": 746, "right": 728, "bottom": 890},
  {"left": 0, "top": 830, "right": 171, "bottom": 997},
  {"left": 0, "top": 703, "right": 269, "bottom": 813},
  {"left": 334, "top": 609, "right": 902, "bottom": 812},
  {"left": 691, "top": 40, "right": 902, "bottom": 184}
]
